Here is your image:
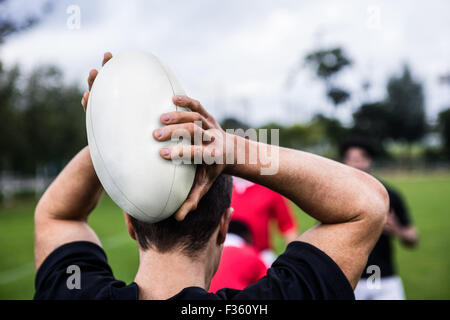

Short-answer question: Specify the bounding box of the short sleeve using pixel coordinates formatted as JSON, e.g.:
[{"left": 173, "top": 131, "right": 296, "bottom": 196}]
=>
[
  {"left": 34, "top": 241, "right": 137, "bottom": 300},
  {"left": 216, "top": 241, "right": 354, "bottom": 300}
]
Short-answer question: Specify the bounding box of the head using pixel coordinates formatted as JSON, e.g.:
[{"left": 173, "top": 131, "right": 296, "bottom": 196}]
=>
[
  {"left": 124, "top": 174, "right": 233, "bottom": 277},
  {"left": 340, "top": 138, "right": 376, "bottom": 172},
  {"left": 228, "top": 219, "right": 253, "bottom": 244}
]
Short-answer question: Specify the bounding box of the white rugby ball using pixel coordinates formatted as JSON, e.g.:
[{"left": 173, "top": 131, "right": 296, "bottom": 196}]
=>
[{"left": 86, "top": 50, "right": 196, "bottom": 223}]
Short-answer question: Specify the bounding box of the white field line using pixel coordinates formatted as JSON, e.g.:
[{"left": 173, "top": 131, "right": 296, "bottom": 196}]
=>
[{"left": 0, "top": 235, "right": 129, "bottom": 286}]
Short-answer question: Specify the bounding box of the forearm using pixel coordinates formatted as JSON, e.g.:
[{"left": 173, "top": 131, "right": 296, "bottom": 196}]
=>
[
  {"left": 226, "top": 136, "right": 388, "bottom": 224},
  {"left": 35, "top": 146, "right": 103, "bottom": 221},
  {"left": 398, "top": 226, "right": 419, "bottom": 247}
]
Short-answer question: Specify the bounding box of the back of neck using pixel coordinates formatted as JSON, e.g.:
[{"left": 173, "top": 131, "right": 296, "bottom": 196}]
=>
[{"left": 134, "top": 249, "right": 209, "bottom": 300}]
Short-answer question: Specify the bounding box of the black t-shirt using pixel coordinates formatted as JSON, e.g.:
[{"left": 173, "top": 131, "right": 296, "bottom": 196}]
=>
[
  {"left": 361, "top": 186, "right": 411, "bottom": 279},
  {"left": 34, "top": 241, "right": 354, "bottom": 300}
]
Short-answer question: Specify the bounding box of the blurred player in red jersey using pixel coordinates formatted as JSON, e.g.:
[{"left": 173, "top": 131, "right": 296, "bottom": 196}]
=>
[
  {"left": 210, "top": 220, "right": 268, "bottom": 292},
  {"left": 230, "top": 177, "right": 298, "bottom": 266}
]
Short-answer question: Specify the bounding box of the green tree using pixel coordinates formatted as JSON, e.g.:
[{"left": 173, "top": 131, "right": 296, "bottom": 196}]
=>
[
  {"left": 0, "top": 63, "right": 85, "bottom": 175},
  {"left": 352, "top": 102, "right": 391, "bottom": 141},
  {"left": 0, "top": 61, "right": 21, "bottom": 171},
  {"left": 20, "top": 65, "right": 86, "bottom": 174},
  {"left": 221, "top": 117, "right": 250, "bottom": 131},
  {"left": 385, "top": 65, "right": 426, "bottom": 143},
  {"left": 0, "top": 0, "right": 51, "bottom": 44},
  {"left": 312, "top": 114, "right": 349, "bottom": 146},
  {"left": 438, "top": 108, "right": 450, "bottom": 158},
  {"left": 304, "top": 47, "right": 352, "bottom": 107},
  {"left": 351, "top": 65, "right": 426, "bottom": 154}
]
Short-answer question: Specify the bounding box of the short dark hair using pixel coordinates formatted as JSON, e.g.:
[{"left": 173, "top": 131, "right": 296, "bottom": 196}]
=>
[
  {"left": 339, "top": 137, "right": 376, "bottom": 159},
  {"left": 130, "top": 174, "right": 233, "bottom": 257}
]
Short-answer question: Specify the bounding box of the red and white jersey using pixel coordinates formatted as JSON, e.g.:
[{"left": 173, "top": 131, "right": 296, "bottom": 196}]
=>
[
  {"left": 230, "top": 177, "right": 297, "bottom": 252},
  {"left": 209, "top": 234, "right": 268, "bottom": 292}
]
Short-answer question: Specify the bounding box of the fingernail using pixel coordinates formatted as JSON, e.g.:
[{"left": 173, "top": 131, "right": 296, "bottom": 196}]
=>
[
  {"left": 176, "top": 95, "right": 183, "bottom": 101},
  {"left": 161, "top": 148, "right": 170, "bottom": 156},
  {"left": 162, "top": 114, "right": 170, "bottom": 122},
  {"left": 155, "top": 128, "right": 163, "bottom": 138}
]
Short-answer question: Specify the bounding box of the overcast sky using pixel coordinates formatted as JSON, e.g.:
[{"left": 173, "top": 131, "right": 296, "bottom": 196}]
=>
[{"left": 1, "top": 0, "right": 450, "bottom": 126}]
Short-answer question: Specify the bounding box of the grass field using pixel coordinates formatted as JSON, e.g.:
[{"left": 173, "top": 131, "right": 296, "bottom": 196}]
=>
[{"left": 0, "top": 173, "right": 449, "bottom": 299}]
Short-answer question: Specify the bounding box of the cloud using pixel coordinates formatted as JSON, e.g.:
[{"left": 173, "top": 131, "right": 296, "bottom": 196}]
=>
[{"left": 1, "top": 0, "right": 450, "bottom": 125}]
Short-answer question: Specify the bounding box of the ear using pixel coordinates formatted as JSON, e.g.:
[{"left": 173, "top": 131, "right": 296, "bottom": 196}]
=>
[
  {"left": 123, "top": 212, "right": 137, "bottom": 240},
  {"left": 217, "top": 207, "right": 233, "bottom": 245}
]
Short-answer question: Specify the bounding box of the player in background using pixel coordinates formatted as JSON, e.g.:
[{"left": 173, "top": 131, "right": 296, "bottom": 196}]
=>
[
  {"left": 209, "top": 220, "right": 267, "bottom": 292},
  {"left": 340, "top": 138, "right": 419, "bottom": 300},
  {"left": 230, "top": 177, "right": 298, "bottom": 266}
]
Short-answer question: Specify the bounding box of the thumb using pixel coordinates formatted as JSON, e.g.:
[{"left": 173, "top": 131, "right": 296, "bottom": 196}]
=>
[{"left": 174, "top": 180, "right": 211, "bottom": 221}]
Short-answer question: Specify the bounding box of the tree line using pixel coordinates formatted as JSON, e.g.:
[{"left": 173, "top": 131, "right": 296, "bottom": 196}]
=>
[
  {"left": 1, "top": 0, "right": 450, "bottom": 176},
  {"left": 225, "top": 47, "right": 450, "bottom": 162},
  {"left": 2, "top": 52, "right": 450, "bottom": 177},
  {"left": 0, "top": 61, "right": 86, "bottom": 175}
]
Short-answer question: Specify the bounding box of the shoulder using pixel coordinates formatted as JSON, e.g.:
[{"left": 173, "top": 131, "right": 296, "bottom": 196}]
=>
[
  {"left": 379, "top": 181, "right": 403, "bottom": 201},
  {"left": 224, "top": 241, "right": 355, "bottom": 300},
  {"left": 273, "top": 241, "right": 354, "bottom": 297}
]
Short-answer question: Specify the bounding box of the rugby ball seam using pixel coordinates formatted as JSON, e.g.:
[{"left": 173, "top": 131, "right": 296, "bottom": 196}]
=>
[
  {"left": 156, "top": 62, "right": 180, "bottom": 219},
  {"left": 87, "top": 73, "right": 149, "bottom": 218}
]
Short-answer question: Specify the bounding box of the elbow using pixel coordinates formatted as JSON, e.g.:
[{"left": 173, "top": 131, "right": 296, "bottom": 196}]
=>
[
  {"left": 34, "top": 195, "right": 48, "bottom": 224},
  {"left": 34, "top": 190, "right": 57, "bottom": 223},
  {"left": 358, "top": 174, "right": 390, "bottom": 235},
  {"left": 374, "top": 182, "right": 389, "bottom": 229}
]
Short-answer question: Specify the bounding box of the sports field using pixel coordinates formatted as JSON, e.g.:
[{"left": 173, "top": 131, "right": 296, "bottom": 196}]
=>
[{"left": 0, "top": 173, "right": 449, "bottom": 299}]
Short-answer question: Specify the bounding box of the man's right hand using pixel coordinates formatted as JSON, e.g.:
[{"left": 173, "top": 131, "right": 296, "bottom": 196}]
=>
[{"left": 154, "top": 95, "right": 230, "bottom": 221}]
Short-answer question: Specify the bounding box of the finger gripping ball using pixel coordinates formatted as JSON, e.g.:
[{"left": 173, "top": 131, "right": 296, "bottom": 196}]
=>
[{"left": 86, "top": 50, "right": 196, "bottom": 223}]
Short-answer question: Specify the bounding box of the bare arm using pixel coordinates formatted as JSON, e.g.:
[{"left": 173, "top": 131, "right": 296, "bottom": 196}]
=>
[
  {"left": 384, "top": 211, "right": 419, "bottom": 247},
  {"left": 227, "top": 139, "right": 389, "bottom": 288},
  {"left": 398, "top": 226, "right": 419, "bottom": 247},
  {"left": 34, "top": 53, "right": 112, "bottom": 271},
  {"left": 34, "top": 147, "right": 103, "bottom": 270}
]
